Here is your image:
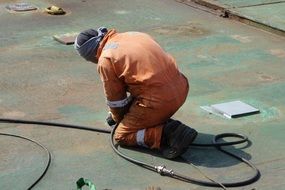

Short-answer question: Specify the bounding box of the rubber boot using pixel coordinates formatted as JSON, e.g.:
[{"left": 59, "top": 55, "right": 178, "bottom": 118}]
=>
[{"left": 161, "top": 119, "right": 197, "bottom": 159}]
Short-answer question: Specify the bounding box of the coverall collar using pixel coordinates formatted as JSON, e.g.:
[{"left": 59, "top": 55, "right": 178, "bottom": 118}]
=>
[{"left": 96, "top": 29, "right": 117, "bottom": 59}]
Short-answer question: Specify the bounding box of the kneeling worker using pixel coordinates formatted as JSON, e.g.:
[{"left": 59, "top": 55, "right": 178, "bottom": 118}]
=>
[{"left": 74, "top": 27, "right": 197, "bottom": 159}]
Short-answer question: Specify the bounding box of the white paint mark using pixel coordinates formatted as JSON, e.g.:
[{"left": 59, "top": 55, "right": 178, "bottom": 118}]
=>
[
  {"left": 197, "top": 55, "right": 208, "bottom": 59},
  {"left": 231, "top": 35, "right": 252, "bottom": 43},
  {"left": 114, "top": 10, "right": 129, "bottom": 15},
  {"left": 57, "top": 79, "right": 68, "bottom": 87},
  {"left": 269, "top": 49, "right": 285, "bottom": 58}
]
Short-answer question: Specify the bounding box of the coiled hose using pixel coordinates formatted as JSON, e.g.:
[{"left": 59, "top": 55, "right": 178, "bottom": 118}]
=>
[{"left": 0, "top": 118, "right": 260, "bottom": 189}]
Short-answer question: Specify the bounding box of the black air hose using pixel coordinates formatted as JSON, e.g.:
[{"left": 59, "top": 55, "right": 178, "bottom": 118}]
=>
[{"left": 0, "top": 118, "right": 260, "bottom": 189}]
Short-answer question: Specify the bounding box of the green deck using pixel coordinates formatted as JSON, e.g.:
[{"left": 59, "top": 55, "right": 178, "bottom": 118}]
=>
[
  {"left": 1, "top": 0, "right": 285, "bottom": 189},
  {"left": 190, "top": 0, "right": 285, "bottom": 33},
  {"left": 233, "top": 3, "right": 285, "bottom": 32},
  {"left": 213, "top": 0, "right": 285, "bottom": 7}
]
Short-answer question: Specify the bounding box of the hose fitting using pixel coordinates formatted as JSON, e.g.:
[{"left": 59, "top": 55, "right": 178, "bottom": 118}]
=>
[{"left": 155, "top": 165, "right": 174, "bottom": 176}]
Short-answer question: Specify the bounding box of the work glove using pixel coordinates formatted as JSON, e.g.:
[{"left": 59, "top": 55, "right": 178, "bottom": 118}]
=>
[{"left": 106, "top": 112, "right": 116, "bottom": 128}]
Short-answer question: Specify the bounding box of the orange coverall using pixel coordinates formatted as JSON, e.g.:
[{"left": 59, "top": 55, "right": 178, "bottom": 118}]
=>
[{"left": 96, "top": 30, "right": 189, "bottom": 149}]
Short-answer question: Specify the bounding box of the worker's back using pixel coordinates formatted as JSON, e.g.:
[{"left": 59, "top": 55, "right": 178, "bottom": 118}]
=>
[{"left": 98, "top": 30, "right": 189, "bottom": 104}]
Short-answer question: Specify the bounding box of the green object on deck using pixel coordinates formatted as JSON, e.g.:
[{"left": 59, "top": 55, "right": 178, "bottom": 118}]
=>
[{"left": 76, "top": 178, "right": 96, "bottom": 190}]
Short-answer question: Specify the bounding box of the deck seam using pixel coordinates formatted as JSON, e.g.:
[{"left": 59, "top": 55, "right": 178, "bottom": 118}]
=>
[{"left": 177, "top": 0, "right": 285, "bottom": 37}]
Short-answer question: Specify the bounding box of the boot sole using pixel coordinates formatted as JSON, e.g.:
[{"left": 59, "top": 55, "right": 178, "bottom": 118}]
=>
[{"left": 162, "top": 128, "right": 197, "bottom": 159}]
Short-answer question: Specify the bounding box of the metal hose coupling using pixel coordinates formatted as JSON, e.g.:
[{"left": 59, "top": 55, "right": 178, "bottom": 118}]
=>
[{"left": 155, "top": 165, "right": 174, "bottom": 176}]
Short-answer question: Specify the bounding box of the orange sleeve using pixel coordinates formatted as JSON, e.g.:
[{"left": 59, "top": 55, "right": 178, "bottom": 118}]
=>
[
  {"left": 97, "top": 58, "right": 127, "bottom": 102},
  {"left": 97, "top": 58, "right": 131, "bottom": 123}
]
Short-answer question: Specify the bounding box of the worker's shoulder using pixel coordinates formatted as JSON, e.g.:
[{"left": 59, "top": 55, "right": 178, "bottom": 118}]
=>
[
  {"left": 121, "top": 31, "right": 145, "bottom": 35},
  {"left": 103, "top": 42, "right": 119, "bottom": 51},
  {"left": 115, "top": 31, "right": 153, "bottom": 40},
  {"left": 103, "top": 32, "right": 148, "bottom": 49},
  {"left": 101, "top": 31, "right": 155, "bottom": 55}
]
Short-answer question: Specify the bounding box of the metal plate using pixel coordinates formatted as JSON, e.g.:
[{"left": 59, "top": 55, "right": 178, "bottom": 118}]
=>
[
  {"left": 211, "top": 100, "right": 259, "bottom": 118},
  {"left": 53, "top": 33, "right": 78, "bottom": 45},
  {"left": 6, "top": 3, "right": 37, "bottom": 12}
]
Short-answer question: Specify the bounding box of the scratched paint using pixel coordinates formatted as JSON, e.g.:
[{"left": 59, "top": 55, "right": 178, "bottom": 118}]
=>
[
  {"left": 1, "top": 0, "right": 285, "bottom": 189},
  {"left": 58, "top": 105, "right": 107, "bottom": 123}
]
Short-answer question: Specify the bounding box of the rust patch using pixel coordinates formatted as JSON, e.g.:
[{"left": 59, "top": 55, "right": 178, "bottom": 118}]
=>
[
  {"left": 1, "top": 111, "right": 26, "bottom": 118},
  {"left": 65, "top": 134, "right": 107, "bottom": 155},
  {"left": 260, "top": 75, "right": 273, "bottom": 81},
  {"left": 208, "top": 44, "right": 240, "bottom": 54},
  {"left": 153, "top": 23, "right": 210, "bottom": 37},
  {"left": 257, "top": 72, "right": 278, "bottom": 82},
  {"left": 211, "top": 71, "right": 282, "bottom": 88}
]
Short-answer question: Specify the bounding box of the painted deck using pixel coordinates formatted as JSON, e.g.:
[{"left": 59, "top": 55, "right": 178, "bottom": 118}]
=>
[
  {"left": 187, "top": 0, "right": 285, "bottom": 34},
  {"left": 0, "top": 0, "right": 285, "bottom": 189}
]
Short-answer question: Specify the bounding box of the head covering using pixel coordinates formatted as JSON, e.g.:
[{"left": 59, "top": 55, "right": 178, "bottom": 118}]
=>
[{"left": 74, "top": 27, "right": 108, "bottom": 61}]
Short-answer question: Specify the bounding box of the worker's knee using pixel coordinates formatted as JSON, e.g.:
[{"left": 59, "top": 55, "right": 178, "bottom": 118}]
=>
[
  {"left": 114, "top": 130, "right": 137, "bottom": 146},
  {"left": 114, "top": 131, "right": 125, "bottom": 144}
]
